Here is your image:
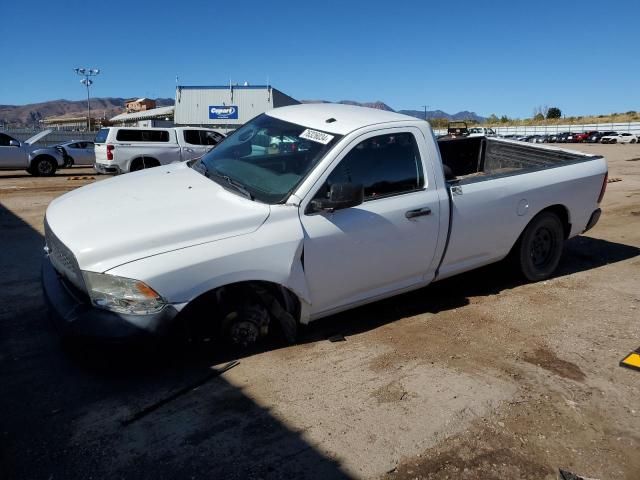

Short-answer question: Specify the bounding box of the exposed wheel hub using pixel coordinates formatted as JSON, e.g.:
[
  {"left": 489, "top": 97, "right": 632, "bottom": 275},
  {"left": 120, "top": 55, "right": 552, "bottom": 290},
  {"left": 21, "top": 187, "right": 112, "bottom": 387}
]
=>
[{"left": 224, "top": 304, "right": 270, "bottom": 348}]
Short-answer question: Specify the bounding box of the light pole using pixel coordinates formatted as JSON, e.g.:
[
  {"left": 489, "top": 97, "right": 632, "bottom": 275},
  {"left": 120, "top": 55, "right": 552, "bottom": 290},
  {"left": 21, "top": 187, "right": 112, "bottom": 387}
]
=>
[{"left": 74, "top": 68, "right": 100, "bottom": 131}]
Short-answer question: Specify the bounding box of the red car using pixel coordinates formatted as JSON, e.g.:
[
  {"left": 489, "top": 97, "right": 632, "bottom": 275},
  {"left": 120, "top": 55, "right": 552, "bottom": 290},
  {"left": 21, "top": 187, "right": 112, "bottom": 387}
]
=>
[{"left": 573, "top": 131, "right": 598, "bottom": 143}]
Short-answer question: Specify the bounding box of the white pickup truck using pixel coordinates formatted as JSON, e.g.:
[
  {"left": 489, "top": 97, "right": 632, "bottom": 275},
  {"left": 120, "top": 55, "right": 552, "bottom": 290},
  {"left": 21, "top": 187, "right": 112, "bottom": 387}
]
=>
[
  {"left": 42, "top": 104, "right": 607, "bottom": 346},
  {"left": 93, "top": 126, "right": 225, "bottom": 174}
]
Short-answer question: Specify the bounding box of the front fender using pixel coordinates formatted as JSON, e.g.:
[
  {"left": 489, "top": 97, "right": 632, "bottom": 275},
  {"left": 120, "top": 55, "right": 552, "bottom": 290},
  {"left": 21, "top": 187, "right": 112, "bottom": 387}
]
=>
[
  {"left": 29, "top": 148, "right": 65, "bottom": 166},
  {"left": 104, "top": 206, "right": 313, "bottom": 322}
]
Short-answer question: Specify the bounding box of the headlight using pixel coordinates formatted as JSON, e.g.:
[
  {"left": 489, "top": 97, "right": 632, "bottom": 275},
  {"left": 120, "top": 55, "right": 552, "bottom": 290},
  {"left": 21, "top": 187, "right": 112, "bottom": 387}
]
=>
[{"left": 82, "top": 271, "right": 166, "bottom": 315}]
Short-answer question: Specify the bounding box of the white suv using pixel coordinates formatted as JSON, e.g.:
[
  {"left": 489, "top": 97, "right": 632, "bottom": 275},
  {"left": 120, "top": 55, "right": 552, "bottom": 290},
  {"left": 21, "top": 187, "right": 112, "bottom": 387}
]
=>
[
  {"left": 94, "top": 127, "right": 225, "bottom": 174},
  {"left": 468, "top": 127, "right": 497, "bottom": 137}
]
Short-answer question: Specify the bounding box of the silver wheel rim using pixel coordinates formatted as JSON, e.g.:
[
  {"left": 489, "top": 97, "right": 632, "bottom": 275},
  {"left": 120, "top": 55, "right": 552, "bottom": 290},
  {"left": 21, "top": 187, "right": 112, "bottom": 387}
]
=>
[{"left": 38, "top": 161, "right": 53, "bottom": 174}]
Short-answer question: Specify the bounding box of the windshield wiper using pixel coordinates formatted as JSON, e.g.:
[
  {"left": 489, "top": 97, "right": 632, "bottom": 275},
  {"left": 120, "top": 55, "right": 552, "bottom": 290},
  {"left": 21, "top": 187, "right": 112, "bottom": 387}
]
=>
[{"left": 208, "top": 169, "right": 254, "bottom": 200}]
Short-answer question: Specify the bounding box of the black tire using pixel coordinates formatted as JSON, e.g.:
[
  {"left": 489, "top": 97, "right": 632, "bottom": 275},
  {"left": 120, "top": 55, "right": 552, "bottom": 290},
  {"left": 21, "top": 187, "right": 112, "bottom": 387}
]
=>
[
  {"left": 130, "top": 157, "right": 160, "bottom": 172},
  {"left": 31, "top": 156, "right": 57, "bottom": 177},
  {"left": 516, "top": 212, "right": 564, "bottom": 281},
  {"left": 631, "top": 139, "right": 637, "bottom": 144}
]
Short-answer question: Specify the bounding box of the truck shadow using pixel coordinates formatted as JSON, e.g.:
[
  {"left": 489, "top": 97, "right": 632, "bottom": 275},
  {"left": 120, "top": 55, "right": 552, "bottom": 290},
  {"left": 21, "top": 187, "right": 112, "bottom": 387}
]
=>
[{"left": 0, "top": 202, "right": 351, "bottom": 480}]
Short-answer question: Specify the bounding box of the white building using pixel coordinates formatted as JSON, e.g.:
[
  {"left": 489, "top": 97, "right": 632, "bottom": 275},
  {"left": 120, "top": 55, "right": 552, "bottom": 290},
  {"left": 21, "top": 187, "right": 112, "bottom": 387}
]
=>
[
  {"left": 174, "top": 84, "right": 299, "bottom": 132},
  {"left": 110, "top": 105, "right": 175, "bottom": 127}
]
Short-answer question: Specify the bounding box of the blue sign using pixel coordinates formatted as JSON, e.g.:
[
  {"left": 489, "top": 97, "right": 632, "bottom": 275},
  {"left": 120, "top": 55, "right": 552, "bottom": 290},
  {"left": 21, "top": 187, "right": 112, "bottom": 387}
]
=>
[{"left": 209, "top": 105, "right": 238, "bottom": 120}]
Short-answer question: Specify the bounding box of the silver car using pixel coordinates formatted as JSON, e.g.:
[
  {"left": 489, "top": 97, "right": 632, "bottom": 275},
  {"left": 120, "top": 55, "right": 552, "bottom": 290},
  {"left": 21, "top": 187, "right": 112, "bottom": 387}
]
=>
[
  {"left": 56, "top": 141, "right": 95, "bottom": 167},
  {"left": 0, "top": 130, "right": 65, "bottom": 176}
]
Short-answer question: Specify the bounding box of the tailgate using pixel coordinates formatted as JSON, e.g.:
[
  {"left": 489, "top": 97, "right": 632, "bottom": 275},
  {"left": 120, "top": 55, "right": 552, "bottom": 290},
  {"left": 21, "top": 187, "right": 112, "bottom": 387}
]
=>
[{"left": 94, "top": 143, "right": 108, "bottom": 163}]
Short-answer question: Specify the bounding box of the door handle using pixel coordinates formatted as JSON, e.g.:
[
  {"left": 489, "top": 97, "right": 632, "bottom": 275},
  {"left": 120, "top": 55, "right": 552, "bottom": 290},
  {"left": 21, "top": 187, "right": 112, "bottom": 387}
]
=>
[{"left": 405, "top": 207, "right": 431, "bottom": 219}]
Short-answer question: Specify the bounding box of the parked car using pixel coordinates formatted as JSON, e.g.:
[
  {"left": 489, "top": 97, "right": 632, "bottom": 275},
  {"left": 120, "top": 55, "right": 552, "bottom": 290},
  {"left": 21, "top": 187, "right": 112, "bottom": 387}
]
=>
[
  {"left": 587, "top": 131, "right": 614, "bottom": 143},
  {"left": 573, "top": 131, "right": 598, "bottom": 143},
  {"left": 601, "top": 132, "right": 638, "bottom": 144},
  {"left": 42, "top": 104, "right": 607, "bottom": 347},
  {"left": 468, "top": 127, "right": 497, "bottom": 137},
  {"left": 94, "top": 127, "right": 226, "bottom": 174},
  {"left": 55, "top": 141, "right": 95, "bottom": 167},
  {"left": 0, "top": 130, "right": 66, "bottom": 176},
  {"left": 555, "top": 132, "right": 574, "bottom": 143}
]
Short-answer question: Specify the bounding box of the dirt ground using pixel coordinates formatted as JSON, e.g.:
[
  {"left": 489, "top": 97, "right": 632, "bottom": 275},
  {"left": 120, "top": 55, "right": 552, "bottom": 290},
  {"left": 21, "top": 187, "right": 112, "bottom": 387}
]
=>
[{"left": 0, "top": 143, "right": 639, "bottom": 480}]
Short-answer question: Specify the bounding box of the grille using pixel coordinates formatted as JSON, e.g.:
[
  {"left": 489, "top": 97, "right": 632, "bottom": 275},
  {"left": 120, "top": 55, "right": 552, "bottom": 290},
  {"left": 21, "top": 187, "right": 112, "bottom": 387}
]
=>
[{"left": 45, "top": 219, "right": 85, "bottom": 292}]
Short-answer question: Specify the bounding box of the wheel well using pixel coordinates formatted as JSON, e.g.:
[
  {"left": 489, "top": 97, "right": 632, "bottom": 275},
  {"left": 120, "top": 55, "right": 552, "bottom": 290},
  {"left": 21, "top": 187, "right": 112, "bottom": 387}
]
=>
[
  {"left": 129, "top": 157, "right": 160, "bottom": 170},
  {"left": 177, "top": 281, "right": 301, "bottom": 334},
  {"left": 32, "top": 154, "right": 56, "bottom": 164},
  {"left": 539, "top": 204, "right": 571, "bottom": 239},
  {"left": 508, "top": 204, "right": 571, "bottom": 257}
]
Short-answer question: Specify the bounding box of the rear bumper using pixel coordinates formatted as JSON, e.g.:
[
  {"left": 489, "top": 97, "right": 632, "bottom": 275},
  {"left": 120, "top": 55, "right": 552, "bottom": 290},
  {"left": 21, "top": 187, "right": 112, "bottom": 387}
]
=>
[
  {"left": 93, "top": 162, "right": 120, "bottom": 174},
  {"left": 583, "top": 208, "right": 601, "bottom": 233},
  {"left": 42, "top": 256, "right": 179, "bottom": 340}
]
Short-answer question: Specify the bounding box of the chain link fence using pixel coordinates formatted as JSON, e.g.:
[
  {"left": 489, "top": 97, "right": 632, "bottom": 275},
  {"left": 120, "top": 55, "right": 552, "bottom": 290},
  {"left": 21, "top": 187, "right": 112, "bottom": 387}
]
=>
[{"left": 0, "top": 128, "right": 96, "bottom": 147}]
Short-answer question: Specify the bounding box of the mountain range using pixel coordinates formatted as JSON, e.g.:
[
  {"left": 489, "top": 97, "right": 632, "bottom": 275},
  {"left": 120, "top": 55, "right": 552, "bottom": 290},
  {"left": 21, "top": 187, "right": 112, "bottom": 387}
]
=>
[
  {"left": 301, "top": 100, "right": 486, "bottom": 122},
  {"left": 0, "top": 97, "right": 174, "bottom": 127},
  {"left": 0, "top": 97, "right": 484, "bottom": 127}
]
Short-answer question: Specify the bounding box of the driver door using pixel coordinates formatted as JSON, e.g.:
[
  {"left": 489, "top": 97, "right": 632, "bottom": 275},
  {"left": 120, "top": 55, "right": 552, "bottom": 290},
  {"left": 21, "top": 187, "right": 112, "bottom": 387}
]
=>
[
  {"left": 300, "top": 128, "right": 442, "bottom": 317},
  {"left": 0, "top": 133, "right": 27, "bottom": 169}
]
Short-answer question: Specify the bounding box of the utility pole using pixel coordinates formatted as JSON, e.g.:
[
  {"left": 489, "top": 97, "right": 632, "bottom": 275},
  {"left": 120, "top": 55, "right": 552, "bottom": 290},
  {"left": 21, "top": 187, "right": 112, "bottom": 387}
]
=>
[
  {"left": 74, "top": 68, "right": 100, "bottom": 131},
  {"left": 421, "top": 105, "right": 430, "bottom": 120}
]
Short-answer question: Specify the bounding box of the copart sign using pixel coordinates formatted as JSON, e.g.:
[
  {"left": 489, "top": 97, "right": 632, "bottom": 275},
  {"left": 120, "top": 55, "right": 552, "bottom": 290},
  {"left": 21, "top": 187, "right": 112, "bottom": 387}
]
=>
[{"left": 209, "top": 106, "right": 238, "bottom": 120}]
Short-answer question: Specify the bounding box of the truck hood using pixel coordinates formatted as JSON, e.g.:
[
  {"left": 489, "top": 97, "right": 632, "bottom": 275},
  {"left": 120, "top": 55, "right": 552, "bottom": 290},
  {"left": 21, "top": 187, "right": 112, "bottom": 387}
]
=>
[
  {"left": 24, "top": 129, "right": 52, "bottom": 145},
  {"left": 45, "top": 162, "right": 270, "bottom": 272}
]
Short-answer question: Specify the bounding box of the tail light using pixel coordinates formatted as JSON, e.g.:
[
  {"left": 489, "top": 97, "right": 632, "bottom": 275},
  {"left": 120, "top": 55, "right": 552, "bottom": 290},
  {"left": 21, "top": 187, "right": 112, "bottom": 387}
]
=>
[
  {"left": 106, "top": 144, "right": 114, "bottom": 160},
  {"left": 597, "top": 172, "right": 608, "bottom": 203}
]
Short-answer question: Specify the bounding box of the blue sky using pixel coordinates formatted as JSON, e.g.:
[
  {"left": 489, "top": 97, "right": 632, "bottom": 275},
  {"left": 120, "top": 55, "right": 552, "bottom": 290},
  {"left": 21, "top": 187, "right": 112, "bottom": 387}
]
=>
[{"left": 1, "top": 0, "right": 638, "bottom": 118}]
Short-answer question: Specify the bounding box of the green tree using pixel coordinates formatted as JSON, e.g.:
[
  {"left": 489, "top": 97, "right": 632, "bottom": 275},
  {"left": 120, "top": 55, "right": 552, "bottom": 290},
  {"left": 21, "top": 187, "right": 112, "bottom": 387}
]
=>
[
  {"left": 533, "top": 113, "right": 545, "bottom": 121},
  {"left": 487, "top": 114, "right": 499, "bottom": 124},
  {"left": 546, "top": 107, "right": 562, "bottom": 119},
  {"left": 500, "top": 115, "right": 509, "bottom": 123}
]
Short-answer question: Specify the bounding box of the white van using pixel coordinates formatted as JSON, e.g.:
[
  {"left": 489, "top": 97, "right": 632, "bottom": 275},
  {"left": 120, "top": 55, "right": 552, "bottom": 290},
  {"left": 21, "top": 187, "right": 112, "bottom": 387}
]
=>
[{"left": 94, "top": 127, "right": 225, "bottom": 174}]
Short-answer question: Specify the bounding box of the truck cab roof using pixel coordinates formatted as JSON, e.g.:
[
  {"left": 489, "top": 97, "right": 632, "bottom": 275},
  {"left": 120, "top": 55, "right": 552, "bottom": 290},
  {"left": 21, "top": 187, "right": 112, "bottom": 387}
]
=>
[{"left": 266, "top": 104, "right": 421, "bottom": 135}]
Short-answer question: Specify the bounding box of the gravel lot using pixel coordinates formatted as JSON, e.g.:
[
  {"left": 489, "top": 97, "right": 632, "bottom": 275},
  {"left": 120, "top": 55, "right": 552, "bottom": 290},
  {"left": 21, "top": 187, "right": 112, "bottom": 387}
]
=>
[{"left": 1, "top": 143, "right": 639, "bottom": 479}]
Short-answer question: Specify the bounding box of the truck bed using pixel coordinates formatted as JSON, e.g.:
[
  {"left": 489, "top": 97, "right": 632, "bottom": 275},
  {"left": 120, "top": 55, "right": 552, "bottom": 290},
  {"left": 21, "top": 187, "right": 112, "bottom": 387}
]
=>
[{"left": 438, "top": 137, "right": 602, "bottom": 183}]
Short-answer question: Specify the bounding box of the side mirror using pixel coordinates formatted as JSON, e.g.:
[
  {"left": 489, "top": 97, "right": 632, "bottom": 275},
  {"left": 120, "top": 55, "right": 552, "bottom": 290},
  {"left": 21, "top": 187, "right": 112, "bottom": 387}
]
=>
[
  {"left": 9, "top": 140, "right": 20, "bottom": 147},
  {"left": 310, "top": 183, "right": 364, "bottom": 213}
]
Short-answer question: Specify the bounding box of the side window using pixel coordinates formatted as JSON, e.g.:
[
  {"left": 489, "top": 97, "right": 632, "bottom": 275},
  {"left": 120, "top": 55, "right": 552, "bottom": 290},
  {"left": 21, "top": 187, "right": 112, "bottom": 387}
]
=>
[
  {"left": 0, "top": 133, "right": 15, "bottom": 146},
  {"left": 200, "top": 130, "right": 224, "bottom": 146},
  {"left": 323, "top": 132, "right": 424, "bottom": 201},
  {"left": 183, "top": 130, "right": 201, "bottom": 145},
  {"left": 116, "top": 130, "right": 170, "bottom": 142}
]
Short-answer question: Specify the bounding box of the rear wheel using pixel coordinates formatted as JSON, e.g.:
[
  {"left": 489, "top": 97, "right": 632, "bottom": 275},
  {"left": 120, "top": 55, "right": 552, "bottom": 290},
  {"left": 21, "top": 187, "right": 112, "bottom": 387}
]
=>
[
  {"left": 31, "top": 156, "right": 57, "bottom": 177},
  {"left": 516, "top": 212, "right": 564, "bottom": 281},
  {"left": 631, "top": 139, "right": 637, "bottom": 144}
]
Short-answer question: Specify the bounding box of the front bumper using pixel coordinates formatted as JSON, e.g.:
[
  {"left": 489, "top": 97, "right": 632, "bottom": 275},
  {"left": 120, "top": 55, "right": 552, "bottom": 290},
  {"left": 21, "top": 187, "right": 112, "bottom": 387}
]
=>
[
  {"left": 42, "top": 256, "right": 178, "bottom": 339},
  {"left": 93, "top": 162, "right": 120, "bottom": 174}
]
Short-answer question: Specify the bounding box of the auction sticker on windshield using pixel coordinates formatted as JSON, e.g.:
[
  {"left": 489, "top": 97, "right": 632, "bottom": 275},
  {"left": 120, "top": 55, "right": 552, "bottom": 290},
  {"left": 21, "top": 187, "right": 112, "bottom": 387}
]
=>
[{"left": 299, "top": 129, "right": 334, "bottom": 145}]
